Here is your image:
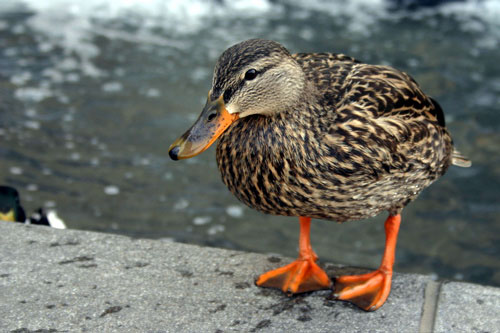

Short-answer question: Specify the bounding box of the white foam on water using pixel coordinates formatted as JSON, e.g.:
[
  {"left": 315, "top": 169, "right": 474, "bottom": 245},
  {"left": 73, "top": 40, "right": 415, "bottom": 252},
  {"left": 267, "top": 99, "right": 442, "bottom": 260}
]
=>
[
  {"left": 104, "top": 185, "right": 120, "bottom": 195},
  {"left": 411, "top": 0, "right": 500, "bottom": 49},
  {"left": 226, "top": 205, "right": 244, "bottom": 218},
  {"left": 173, "top": 198, "right": 189, "bottom": 210},
  {"left": 10, "top": 71, "right": 32, "bottom": 85},
  {"left": 193, "top": 216, "right": 212, "bottom": 226},
  {"left": 15, "top": 86, "right": 53, "bottom": 102},
  {"left": 26, "top": 183, "right": 38, "bottom": 191},
  {"left": 42, "top": 68, "right": 65, "bottom": 84},
  {"left": 207, "top": 224, "right": 225, "bottom": 236},
  {"left": 90, "top": 157, "right": 100, "bottom": 166},
  {"left": 2, "top": 0, "right": 498, "bottom": 81},
  {"left": 288, "top": 0, "right": 388, "bottom": 35},
  {"left": 9, "top": 166, "right": 23, "bottom": 175},
  {"left": 101, "top": 81, "right": 123, "bottom": 93},
  {"left": 70, "top": 152, "right": 81, "bottom": 161},
  {"left": 144, "top": 88, "right": 160, "bottom": 98},
  {"left": 65, "top": 73, "right": 80, "bottom": 82},
  {"left": 25, "top": 108, "right": 37, "bottom": 117},
  {"left": 24, "top": 120, "right": 40, "bottom": 130},
  {"left": 7, "top": 0, "right": 278, "bottom": 79}
]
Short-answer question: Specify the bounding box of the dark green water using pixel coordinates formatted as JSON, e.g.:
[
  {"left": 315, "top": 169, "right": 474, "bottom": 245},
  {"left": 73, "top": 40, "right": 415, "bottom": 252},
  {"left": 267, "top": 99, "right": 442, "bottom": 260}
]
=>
[{"left": 0, "top": 0, "right": 498, "bottom": 286}]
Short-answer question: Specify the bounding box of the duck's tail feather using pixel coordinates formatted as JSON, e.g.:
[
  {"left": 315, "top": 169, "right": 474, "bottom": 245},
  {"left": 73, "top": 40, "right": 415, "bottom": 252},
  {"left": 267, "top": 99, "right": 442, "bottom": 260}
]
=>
[{"left": 452, "top": 149, "right": 471, "bottom": 167}]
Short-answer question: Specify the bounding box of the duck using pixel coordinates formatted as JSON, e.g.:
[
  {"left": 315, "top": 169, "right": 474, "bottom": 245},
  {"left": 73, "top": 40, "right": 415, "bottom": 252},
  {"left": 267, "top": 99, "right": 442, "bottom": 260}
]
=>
[
  {"left": 0, "top": 185, "right": 66, "bottom": 229},
  {"left": 168, "top": 39, "right": 470, "bottom": 311},
  {"left": 0, "top": 186, "right": 26, "bottom": 222}
]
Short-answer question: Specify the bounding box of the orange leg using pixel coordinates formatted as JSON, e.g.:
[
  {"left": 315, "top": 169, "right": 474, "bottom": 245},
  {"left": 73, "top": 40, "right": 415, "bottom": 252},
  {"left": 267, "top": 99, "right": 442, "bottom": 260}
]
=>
[
  {"left": 256, "top": 216, "right": 332, "bottom": 294},
  {"left": 334, "top": 214, "right": 401, "bottom": 311}
]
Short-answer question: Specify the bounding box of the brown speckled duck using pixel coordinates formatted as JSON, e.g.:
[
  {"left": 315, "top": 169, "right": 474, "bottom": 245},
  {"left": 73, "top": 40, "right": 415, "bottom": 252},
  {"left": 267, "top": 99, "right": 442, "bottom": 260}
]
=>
[{"left": 169, "top": 39, "right": 470, "bottom": 311}]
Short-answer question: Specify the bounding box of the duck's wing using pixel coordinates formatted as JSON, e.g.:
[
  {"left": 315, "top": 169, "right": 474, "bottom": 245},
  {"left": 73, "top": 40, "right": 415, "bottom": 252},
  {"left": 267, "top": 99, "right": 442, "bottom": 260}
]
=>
[
  {"left": 335, "top": 64, "right": 443, "bottom": 124},
  {"left": 293, "top": 52, "right": 360, "bottom": 105},
  {"left": 341, "top": 64, "right": 471, "bottom": 165},
  {"left": 294, "top": 53, "right": 441, "bottom": 124},
  {"left": 295, "top": 54, "right": 470, "bottom": 169}
]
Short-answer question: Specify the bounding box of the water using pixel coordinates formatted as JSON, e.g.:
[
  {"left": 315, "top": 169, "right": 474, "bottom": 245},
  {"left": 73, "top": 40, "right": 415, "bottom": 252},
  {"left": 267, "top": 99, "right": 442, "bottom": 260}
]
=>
[{"left": 1, "top": 0, "right": 499, "bottom": 287}]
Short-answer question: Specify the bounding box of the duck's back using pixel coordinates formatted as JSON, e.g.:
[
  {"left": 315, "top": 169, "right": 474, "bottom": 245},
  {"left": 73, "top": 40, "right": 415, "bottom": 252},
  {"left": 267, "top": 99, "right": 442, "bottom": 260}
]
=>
[{"left": 217, "top": 52, "right": 459, "bottom": 222}]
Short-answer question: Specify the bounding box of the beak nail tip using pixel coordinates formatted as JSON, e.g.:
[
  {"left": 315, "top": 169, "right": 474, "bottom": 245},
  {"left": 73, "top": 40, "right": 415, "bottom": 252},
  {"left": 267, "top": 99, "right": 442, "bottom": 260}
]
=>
[{"left": 169, "top": 146, "right": 180, "bottom": 160}]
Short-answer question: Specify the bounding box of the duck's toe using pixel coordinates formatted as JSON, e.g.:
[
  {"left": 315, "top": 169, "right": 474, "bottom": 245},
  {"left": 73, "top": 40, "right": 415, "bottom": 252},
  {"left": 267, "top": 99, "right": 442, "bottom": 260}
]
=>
[{"left": 256, "top": 257, "right": 331, "bottom": 294}]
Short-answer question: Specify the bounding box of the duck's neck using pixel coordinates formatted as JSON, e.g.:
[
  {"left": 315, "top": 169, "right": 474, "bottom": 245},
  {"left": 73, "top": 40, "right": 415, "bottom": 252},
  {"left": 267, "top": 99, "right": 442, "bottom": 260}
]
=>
[{"left": 217, "top": 75, "right": 320, "bottom": 165}]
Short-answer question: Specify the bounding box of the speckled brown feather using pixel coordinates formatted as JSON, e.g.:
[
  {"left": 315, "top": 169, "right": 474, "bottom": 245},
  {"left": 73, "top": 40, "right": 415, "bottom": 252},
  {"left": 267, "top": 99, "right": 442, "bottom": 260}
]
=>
[{"left": 215, "top": 40, "right": 466, "bottom": 222}]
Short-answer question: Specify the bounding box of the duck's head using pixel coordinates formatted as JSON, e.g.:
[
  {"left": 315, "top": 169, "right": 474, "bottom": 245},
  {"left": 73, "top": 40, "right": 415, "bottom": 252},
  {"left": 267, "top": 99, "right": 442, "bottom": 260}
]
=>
[
  {"left": 0, "top": 186, "right": 26, "bottom": 222},
  {"left": 169, "top": 39, "right": 305, "bottom": 160}
]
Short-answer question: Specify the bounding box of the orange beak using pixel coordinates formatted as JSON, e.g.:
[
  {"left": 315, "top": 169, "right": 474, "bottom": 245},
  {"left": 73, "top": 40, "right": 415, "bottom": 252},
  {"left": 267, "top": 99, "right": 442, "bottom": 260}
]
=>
[{"left": 169, "top": 95, "right": 239, "bottom": 160}]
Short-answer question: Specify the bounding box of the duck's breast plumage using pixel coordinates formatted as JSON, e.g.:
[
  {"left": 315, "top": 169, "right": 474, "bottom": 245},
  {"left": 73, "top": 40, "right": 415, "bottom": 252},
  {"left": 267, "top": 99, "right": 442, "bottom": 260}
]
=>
[{"left": 216, "top": 52, "right": 454, "bottom": 222}]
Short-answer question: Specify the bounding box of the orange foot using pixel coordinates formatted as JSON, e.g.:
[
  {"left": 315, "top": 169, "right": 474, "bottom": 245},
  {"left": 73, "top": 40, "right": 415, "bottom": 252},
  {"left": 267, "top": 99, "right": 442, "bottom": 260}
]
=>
[
  {"left": 334, "top": 269, "right": 392, "bottom": 311},
  {"left": 255, "top": 216, "right": 331, "bottom": 294},
  {"left": 334, "top": 214, "right": 402, "bottom": 311},
  {"left": 256, "top": 255, "right": 331, "bottom": 294}
]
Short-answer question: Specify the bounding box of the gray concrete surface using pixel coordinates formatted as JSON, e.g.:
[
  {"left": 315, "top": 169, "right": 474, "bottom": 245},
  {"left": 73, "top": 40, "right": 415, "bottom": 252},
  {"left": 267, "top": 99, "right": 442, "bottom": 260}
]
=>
[{"left": 0, "top": 222, "right": 498, "bottom": 332}]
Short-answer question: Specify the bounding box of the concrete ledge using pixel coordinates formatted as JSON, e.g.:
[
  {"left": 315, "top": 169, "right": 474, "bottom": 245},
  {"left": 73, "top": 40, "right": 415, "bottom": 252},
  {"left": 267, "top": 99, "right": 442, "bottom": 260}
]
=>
[{"left": 0, "top": 222, "right": 498, "bottom": 332}]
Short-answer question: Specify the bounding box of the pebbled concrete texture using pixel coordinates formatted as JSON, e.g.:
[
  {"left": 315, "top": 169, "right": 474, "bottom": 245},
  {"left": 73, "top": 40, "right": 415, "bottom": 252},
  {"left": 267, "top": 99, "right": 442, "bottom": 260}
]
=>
[
  {"left": 434, "top": 281, "right": 500, "bottom": 333},
  {"left": 0, "top": 222, "right": 498, "bottom": 332}
]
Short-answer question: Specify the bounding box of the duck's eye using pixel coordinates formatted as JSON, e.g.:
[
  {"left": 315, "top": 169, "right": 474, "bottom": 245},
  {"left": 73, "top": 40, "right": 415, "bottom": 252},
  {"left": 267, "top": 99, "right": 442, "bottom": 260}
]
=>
[{"left": 244, "top": 69, "right": 258, "bottom": 81}]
